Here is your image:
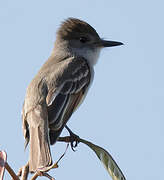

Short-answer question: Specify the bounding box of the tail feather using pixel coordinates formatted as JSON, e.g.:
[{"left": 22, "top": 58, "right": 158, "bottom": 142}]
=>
[{"left": 27, "top": 105, "right": 52, "bottom": 172}]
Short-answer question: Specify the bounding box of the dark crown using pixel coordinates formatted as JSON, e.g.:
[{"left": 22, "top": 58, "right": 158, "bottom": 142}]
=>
[{"left": 57, "top": 18, "right": 100, "bottom": 40}]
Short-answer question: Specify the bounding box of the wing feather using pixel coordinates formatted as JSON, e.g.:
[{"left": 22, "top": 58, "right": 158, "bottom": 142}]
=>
[{"left": 47, "top": 57, "right": 91, "bottom": 144}]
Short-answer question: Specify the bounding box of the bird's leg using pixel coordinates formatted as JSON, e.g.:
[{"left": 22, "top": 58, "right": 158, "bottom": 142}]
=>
[{"left": 65, "top": 125, "right": 80, "bottom": 151}]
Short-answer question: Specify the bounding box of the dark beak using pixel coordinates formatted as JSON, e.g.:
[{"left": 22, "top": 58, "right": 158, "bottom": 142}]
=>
[{"left": 100, "top": 40, "right": 124, "bottom": 47}]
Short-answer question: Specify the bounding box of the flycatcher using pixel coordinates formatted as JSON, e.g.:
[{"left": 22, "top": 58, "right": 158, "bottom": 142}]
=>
[{"left": 22, "top": 18, "right": 123, "bottom": 173}]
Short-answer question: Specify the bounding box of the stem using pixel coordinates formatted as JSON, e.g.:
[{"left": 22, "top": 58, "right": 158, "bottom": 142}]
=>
[{"left": 5, "top": 162, "right": 20, "bottom": 180}]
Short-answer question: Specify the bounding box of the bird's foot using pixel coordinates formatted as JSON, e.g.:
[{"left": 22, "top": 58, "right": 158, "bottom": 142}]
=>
[{"left": 65, "top": 125, "right": 80, "bottom": 151}]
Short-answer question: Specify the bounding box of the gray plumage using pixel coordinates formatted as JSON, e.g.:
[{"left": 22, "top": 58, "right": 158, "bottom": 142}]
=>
[
  {"left": 22, "top": 56, "right": 90, "bottom": 172},
  {"left": 22, "top": 17, "right": 123, "bottom": 173}
]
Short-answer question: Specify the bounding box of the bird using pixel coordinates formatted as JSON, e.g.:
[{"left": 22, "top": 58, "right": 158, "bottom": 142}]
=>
[{"left": 22, "top": 17, "right": 123, "bottom": 173}]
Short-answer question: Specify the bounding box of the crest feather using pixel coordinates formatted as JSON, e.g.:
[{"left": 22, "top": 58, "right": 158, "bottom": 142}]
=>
[{"left": 57, "top": 18, "right": 99, "bottom": 40}]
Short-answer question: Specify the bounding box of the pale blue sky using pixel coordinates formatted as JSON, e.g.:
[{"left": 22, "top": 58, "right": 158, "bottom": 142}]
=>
[{"left": 0, "top": 0, "right": 164, "bottom": 180}]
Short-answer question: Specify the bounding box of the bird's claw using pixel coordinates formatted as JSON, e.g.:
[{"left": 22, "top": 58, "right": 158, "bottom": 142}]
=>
[
  {"left": 65, "top": 125, "right": 80, "bottom": 151},
  {"left": 69, "top": 132, "right": 80, "bottom": 151}
]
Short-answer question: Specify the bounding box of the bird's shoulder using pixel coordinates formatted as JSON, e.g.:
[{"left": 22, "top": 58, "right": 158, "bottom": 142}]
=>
[
  {"left": 23, "top": 56, "right": 90, "bottom": 113},
  {"left": 45, "top": 56, "right": 91, "bottom": 88},
  {"left": 45, "top": 56, "right": 91, "bottom": 106}
]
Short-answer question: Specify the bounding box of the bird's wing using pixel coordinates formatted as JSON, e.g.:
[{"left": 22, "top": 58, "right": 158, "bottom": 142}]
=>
[
  {"left": 21, "top": 56, "right": 90, "bottom": 171},
  {"left": 46, "top": 57, "right": 91, "bottom": 144}
]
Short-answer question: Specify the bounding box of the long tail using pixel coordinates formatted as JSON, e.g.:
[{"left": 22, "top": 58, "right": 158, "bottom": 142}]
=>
[{"left": 27, "top": 105, "right": 52, "bottom": 172}]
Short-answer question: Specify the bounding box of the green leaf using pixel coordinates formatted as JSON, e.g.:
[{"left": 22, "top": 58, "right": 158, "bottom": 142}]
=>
[{"left": 79, "top": 138, "right": 126, "bottom": 180}]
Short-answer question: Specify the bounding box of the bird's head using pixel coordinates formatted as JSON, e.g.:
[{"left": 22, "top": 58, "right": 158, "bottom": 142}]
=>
[{"left": 54, "top": 18, "right": 123, "bottom": 66}]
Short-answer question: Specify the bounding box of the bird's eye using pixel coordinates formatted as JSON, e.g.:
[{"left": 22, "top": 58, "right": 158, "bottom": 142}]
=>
[{"left": 79, "top": 37, "right": 88, "bottom": 43}]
